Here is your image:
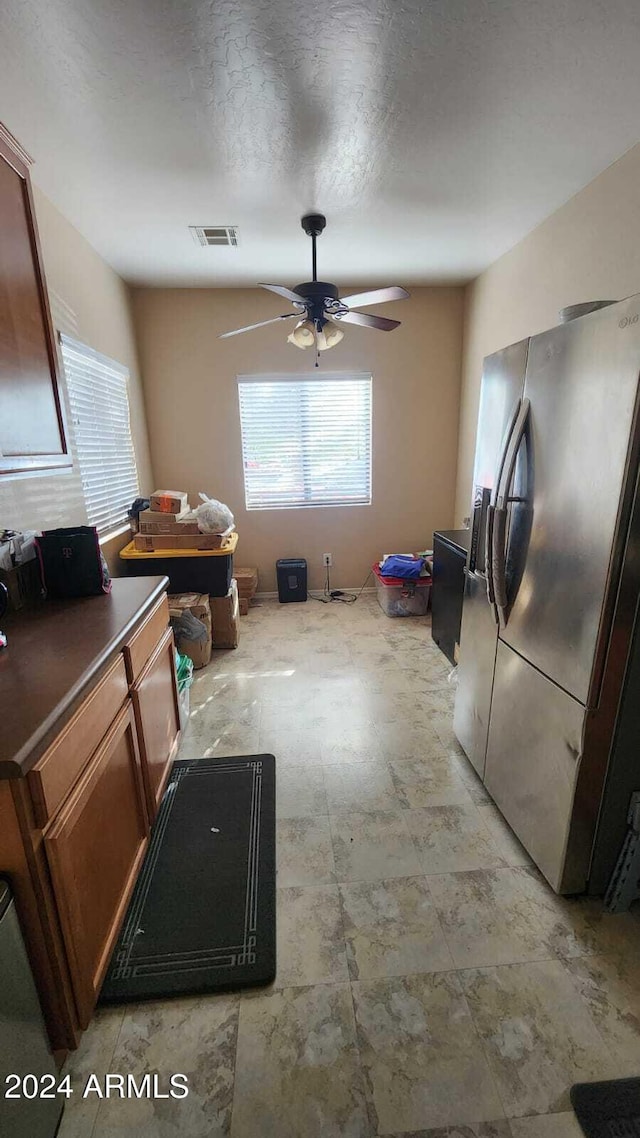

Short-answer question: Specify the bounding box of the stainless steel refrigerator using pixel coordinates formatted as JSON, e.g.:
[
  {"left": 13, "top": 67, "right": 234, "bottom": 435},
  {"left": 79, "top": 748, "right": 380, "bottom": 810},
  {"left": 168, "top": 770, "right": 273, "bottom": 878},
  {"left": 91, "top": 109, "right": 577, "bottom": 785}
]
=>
[
  {"left": 454, "top": 296, "right": 640, "bottom": 894},
  {"left": 0, "top": 881, "right": 64, "bottom": 1137}
]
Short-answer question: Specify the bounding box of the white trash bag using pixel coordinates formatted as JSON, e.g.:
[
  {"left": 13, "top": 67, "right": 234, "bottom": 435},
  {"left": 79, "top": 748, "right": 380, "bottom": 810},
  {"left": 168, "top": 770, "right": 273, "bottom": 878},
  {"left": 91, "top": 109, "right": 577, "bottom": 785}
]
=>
[{"left": 193, "top": 492, "right": 235, "bottom": 534}]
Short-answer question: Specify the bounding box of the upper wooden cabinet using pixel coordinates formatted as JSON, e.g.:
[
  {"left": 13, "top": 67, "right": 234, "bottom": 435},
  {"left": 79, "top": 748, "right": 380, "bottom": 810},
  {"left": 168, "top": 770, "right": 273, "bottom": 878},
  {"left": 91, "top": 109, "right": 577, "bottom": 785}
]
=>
[{"left": 0, "top": 122, "right": 70, "bottom": 474}]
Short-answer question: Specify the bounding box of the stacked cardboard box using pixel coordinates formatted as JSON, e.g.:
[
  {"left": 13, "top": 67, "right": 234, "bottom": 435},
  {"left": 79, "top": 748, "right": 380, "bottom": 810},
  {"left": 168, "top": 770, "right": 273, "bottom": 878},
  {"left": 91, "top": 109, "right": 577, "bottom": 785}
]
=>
[
  {"left": 210, "top": 580, "right": 240, "bottom": 648},
  {"left": 168, "top": 593, "right": 212, "bottom": 669},
  {"left": 133, "top": 532, "right": 231, "bottom": 551},
  {"left": 235, "top": 567, "right": 258, "bottom": 615},
  {"left": 133, "top": 489, "right": 234, "bottom": 551},
  {"left": 150, "top": 490, "right": 189, "bottom": 514},
  {"left": 138, "top": 512, "right": 199, "bottom": 535},
  {"left": 0, "top": 558, "right": 42, "bottom": 612}
]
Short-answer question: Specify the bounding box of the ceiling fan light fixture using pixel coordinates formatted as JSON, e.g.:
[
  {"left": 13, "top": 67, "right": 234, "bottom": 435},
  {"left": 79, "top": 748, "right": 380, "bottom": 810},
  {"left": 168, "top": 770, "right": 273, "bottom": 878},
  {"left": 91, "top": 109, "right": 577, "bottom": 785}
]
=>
[
  {"left": 318, "top": 324, "right": 344, "bottom": 350},
  {"left": 218, "top": 213, "right": 410, "bottom": 347},
  {"left": 287, "top": 319, "right": 316, "bottom": 349}
]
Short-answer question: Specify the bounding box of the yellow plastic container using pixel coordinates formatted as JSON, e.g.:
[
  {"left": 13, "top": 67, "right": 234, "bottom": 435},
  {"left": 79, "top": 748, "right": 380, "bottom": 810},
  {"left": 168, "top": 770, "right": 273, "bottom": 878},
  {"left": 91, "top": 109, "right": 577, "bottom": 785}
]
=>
[
  {"left": 120, "top": 532, "right": 238, "bottom": 559},
  {"left": 120, "top": 532, "right": 238, "bottom": 595}
]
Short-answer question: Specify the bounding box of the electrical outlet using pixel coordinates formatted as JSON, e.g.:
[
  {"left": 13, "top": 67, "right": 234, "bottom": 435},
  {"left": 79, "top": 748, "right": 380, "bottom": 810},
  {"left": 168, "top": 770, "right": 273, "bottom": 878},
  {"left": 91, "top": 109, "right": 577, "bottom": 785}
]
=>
[{"left": 322, "top": 552, "right": 332, "bottom": 567}]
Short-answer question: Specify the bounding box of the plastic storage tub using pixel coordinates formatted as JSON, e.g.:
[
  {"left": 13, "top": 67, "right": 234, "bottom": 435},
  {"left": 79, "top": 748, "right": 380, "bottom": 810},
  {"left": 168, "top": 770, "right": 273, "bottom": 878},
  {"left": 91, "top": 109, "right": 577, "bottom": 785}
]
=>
[
  {"left": 119, "top": 532, "right": 237, "bottom": 596},
  {"left": 276, "top": 558, "right": 308, "bottom": 603},
  {"left": 372, "top": 563, "right": 431, "bottom": 616}
]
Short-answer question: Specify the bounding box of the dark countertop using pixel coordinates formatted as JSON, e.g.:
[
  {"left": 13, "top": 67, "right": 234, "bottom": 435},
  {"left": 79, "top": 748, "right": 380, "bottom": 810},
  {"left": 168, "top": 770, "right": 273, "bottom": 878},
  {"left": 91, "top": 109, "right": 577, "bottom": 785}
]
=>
[
  {"left": 433, "top": 529, "right": 471, "bottom": 555},
  {"left": 0, "top": 575, "right": 168, "bottom": 778}
]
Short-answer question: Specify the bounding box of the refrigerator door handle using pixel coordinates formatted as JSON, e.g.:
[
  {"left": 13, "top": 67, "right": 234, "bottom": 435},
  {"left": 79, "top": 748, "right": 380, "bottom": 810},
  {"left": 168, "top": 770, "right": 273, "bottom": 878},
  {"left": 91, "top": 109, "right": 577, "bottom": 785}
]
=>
[
  {"left": 486, "top": 503, "right": 495, "bottom": 601},
  {"left": 491, "top": 504, "right": 509, "bottom": 613},
  {"left": 485, "top": 398, "right": 522, "bottom": 619},
  {"left": 492, "top": 397, "right": 531, "bottom": 627},
  {"left": 485, "top": 503, "right": 499, "bottom": 624}
]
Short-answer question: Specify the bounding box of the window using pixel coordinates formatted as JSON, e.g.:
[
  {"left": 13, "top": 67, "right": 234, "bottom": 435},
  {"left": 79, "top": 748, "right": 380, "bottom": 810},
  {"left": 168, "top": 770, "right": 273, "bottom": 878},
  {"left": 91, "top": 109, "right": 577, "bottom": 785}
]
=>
[
  {"left": 238, "top": 373, "right": 372, "bottom": 510},
  {"left": 59, "top": 334, "right": 139, "bottom": 536}
]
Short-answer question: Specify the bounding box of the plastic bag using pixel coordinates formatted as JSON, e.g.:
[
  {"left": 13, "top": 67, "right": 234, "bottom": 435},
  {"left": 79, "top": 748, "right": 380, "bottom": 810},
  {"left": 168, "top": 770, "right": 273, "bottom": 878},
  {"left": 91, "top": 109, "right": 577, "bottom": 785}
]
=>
[
  {"left": 380, "top": 554, "right": 425, "bottom": 579},
  {"left": 170, "top": 610, "right": 208, "bottom": 644},
  {"left": 192, "top": 493, "right": 234, "bottom": 534},
  {"left": 127, "top": 497, "right": 150, "bottom": 520},
  {"left": 175, "top": 649, "right": 194, "bottom": 692}
]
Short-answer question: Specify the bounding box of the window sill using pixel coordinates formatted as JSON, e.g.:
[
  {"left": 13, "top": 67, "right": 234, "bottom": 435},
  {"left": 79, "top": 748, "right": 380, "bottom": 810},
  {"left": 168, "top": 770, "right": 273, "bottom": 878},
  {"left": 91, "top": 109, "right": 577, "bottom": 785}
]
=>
[
  {"left": 246, "top": 501, "right": 372, "bottom": 511},
  {"left": 99, "top": 523, "right": 131, "bottom": 546}
]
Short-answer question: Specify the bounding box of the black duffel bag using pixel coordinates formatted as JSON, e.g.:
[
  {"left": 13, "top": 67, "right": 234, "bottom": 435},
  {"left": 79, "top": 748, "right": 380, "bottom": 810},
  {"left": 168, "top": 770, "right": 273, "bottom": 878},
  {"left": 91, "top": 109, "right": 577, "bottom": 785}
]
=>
[{"left": 36, "top": 526, "right": 111, "bottom": 599}]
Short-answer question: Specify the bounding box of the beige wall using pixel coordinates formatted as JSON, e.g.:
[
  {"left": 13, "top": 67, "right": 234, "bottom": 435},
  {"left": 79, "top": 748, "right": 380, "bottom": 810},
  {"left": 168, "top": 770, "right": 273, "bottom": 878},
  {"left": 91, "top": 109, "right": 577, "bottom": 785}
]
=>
[
  {"left": 133, "top": 287, "right": 464, "bottom": 591},
  {"left": 0, "top": 186, "right": 154, "bottom": 573},
  {"left": 455, "top": 142, "right": 640, "bottom": 523}
]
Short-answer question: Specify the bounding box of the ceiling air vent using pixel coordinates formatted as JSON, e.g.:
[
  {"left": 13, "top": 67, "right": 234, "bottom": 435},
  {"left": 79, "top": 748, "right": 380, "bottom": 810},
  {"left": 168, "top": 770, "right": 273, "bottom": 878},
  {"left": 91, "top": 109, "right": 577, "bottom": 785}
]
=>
[{"left": 189, "top": 225, "right": 239, "bottom": 247}]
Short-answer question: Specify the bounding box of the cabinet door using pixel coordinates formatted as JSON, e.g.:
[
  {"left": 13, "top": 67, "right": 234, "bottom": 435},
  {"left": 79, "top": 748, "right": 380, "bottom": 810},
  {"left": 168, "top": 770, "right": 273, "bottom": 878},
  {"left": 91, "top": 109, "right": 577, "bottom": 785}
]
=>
[
  {"left": 132, "top": 627, "right": 181, "bottom": 820},
  {"left": 44, "top": 703, "right": 148, "bottom": 1028},
  {"left": 0, "top": 124, "right": 70, "bottom": 473}
]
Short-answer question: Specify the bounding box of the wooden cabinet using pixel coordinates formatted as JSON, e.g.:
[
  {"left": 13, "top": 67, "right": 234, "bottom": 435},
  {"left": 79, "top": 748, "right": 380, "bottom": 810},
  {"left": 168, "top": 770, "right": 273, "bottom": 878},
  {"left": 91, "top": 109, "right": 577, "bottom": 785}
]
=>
[
  {"left": 0, "top": 123, "right": 70, "bottom": 474},
  {"left": 27, "top": 655, "right": 129, "bottom": 829},
  {"left": 123, "top": 593, "right": 171, "bottom": 683},
  {"left": 0, "top": 579, "right": 180, "bottom": 1053},
  {"left": 44, "top": 703, "right": 148, "bottom": 1028},
  {"left": 132, "top": 628, "right": 180, "bottom": 817}
]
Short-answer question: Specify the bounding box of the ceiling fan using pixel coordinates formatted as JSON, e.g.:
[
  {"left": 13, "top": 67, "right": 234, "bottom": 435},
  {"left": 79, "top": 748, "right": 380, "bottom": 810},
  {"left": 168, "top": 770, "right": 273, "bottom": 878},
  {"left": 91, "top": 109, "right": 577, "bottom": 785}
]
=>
[{"left": 219, "top": 213, "right": 410, "bottom": 364}]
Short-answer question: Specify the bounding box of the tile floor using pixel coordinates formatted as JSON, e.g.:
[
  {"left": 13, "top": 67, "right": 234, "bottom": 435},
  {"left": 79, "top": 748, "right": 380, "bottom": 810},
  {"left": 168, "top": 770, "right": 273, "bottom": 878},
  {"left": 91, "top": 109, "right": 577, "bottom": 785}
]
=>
[{"left": 59, "top": 596, "right": 640, "bottom": 1138}]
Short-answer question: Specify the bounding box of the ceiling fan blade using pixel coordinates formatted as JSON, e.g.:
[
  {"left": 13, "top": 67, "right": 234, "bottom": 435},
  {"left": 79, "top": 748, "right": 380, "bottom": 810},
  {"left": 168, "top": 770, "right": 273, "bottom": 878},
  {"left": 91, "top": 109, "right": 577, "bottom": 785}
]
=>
[
  {"left": 335, "top": 310, "right": 401, "bottom": 331},
  {"left": 219, "top": 313, "right": 299, "bottom": 339},
  {"left": 339, "top": 286, "right": 409, "bottom": 309},
  {"left": 259, "top": 283, "right": 308, "bottom": 304}
]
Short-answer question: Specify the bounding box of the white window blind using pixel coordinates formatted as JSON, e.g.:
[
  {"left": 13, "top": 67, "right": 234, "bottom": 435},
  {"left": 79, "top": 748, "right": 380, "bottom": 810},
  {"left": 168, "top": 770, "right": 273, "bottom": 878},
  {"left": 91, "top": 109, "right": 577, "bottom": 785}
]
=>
[
  {"left": 59, "top": 334, "right": 138, "bottom": 536},
  {"left": 238, "top": 373, "right": 372, "bottom": 510}
]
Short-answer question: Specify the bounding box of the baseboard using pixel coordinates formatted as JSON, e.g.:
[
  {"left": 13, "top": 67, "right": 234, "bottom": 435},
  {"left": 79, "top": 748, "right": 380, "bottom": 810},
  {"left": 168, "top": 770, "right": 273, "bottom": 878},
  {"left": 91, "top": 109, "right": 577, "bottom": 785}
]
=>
[{"left": 254, "top": 587, "right": 376, "bottom": 601}]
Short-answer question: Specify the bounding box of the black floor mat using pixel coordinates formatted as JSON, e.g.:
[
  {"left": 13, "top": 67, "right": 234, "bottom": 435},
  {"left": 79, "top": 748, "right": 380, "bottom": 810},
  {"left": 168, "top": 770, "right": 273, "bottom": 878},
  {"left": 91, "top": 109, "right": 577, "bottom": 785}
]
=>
[
  {"left": 100, "top": 755, "right": 276, "bottom": 1003},
  {"left": 571, "top": 1077, "right": 640, "bottom": 1138}
]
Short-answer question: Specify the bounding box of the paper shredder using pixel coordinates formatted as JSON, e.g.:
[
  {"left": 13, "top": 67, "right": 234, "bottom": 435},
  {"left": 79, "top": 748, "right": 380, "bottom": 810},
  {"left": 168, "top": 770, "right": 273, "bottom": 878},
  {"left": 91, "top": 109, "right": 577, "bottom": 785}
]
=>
[{"left": 276, "top": 558, "right": 307, "bottom": 603}]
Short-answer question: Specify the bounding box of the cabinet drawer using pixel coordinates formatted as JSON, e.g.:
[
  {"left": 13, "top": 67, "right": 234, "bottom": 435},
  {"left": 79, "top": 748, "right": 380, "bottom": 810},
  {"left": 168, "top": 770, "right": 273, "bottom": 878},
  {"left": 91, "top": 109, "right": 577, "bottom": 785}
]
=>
[
  {"left": 28, "top": 655, "right": 129, "bottom": 828},
  {"left": 44, "top": 702, "right": 148, "bottom": 1029},
  {"left": 123, "top": 594, "right": 170, "bottom": 683}
]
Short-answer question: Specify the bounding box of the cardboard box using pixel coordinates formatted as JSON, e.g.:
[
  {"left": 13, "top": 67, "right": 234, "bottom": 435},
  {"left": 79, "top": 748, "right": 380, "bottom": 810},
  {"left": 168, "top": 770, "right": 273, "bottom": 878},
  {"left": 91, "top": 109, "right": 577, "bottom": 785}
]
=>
[
  {"left": 140, "top": 507, "right": 190, "bottom": 523},
  {"left": 239, "top": 596, "right": 249, "bottom": 616},
  {"left": 0, "top": 559, "right": 42, "bottom": 613},
  {"left": 150, "top": 490, "right": 189, "bottom": 514},
  {"left": 168, "top": 591, "right": 211, "bottom": 621},
  {"left": 235, "top": 567, "right": 258, "bottom": 596},
  {"left": 139, "top": 518, "right": 201, "bottom": 536},
  {"left": 133, "top": 532, "right": 229, "bottom": 552},
  {"left": 138, "top": 509, "right": 194, "bottom": 534},
  {"left": 168, "top": 592, "right": 212, "bottom": 669},
  {"left": 210, "top": 580, "right": 240, "bottom": 648}
]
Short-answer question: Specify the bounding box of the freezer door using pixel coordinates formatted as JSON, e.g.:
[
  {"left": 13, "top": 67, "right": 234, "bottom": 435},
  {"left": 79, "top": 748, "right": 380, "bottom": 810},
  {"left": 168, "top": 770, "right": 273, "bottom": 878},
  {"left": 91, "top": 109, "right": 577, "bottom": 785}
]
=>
[
  {"left": 499, "top": 297, "right": 640, "bottom": 706},
  {"left": 453, "top": 569, "right": 500, "bottom": 775},
  {"left": 484, "top": 641, "right": 587, "bottom": 893},
  {"left": 454, "top": 339, "right": 528, "bottom": 774}
]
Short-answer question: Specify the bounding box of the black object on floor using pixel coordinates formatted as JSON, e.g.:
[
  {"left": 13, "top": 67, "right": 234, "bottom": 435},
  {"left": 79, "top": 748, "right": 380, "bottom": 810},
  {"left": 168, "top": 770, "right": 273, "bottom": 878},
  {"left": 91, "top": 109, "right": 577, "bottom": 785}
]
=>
[
  {"left": 100, "top": 755, "right": 276, "bottom": 1003},
  {"left": 570, "top": 1077, "right": 640, "bottom": 1138},
  {"left": 276, "top": 557, "right": 308, "bottom": 602}
]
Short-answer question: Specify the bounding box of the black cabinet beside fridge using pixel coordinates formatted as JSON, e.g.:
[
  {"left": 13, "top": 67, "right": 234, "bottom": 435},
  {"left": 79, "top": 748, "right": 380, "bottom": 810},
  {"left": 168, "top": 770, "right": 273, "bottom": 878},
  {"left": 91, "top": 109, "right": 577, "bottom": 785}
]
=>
[{"left": 431, "top": 530, "right": 470, "bottom": 666}]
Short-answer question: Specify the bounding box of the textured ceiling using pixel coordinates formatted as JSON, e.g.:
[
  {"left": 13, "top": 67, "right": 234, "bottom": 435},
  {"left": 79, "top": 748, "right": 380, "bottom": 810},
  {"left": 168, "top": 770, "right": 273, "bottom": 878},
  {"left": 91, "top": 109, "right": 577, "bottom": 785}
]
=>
[{"left": 1, "top": 0, "right": 640, "bottom": 286}]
